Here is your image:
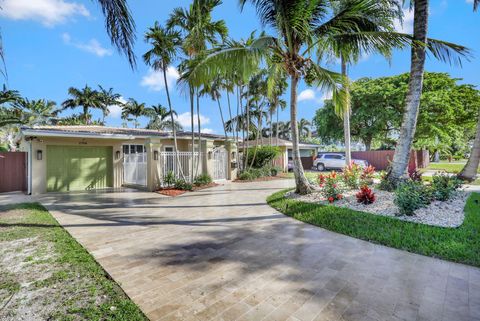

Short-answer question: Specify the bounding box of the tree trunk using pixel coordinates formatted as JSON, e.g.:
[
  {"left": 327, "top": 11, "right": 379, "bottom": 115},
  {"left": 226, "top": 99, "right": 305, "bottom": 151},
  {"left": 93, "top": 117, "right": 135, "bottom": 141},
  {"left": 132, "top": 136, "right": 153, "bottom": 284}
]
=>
[
  {"left": 364, "top": 137, "right": 372, "bottom": 151},
  {"left": 341, "top": 56, "right": 352, "bottom": 165},
  {"left": 195, "top": 91, "right": 201, "bottom": 177},
  {"left": 276, "top": 106, "right": 279, "bottom": 146},
  {"left": 458, "top": 108, "right": 480, "bottom": 181},
  {"left": 163, "top": 66, "right": 185, "bottom": 181},
  {"left": 389, "top": 0, "right": 429, "bottom": 182},
  {"left": 83, "top": 106, "right": 88, "bottom": 124},
  {"left": 217, "top": 98, "right": 228, "bottom": 139},
  {"left": 290, "top": 75, "right": 313, "bottom": 194},
  {"left": 190, "top": 86, "right": 195, "bottom": 183}
]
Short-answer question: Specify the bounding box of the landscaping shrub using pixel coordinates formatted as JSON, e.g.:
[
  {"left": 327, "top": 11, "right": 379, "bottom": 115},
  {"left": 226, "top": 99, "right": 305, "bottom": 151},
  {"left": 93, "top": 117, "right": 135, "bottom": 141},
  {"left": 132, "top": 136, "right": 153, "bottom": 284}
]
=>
[
  {"left": 356, "top": 185, "right": 376, "bottom": 204},
  {"left": 394, "top": 180, "right": 431, "bottom": 216},
  {"left": 431, "top": 173, "right": 462, "bottom": 201},
  {"left": 409, "top": 169, "right": 423, "bottom": 182},
  {"left": 164, "top": 171, "right": 176, "bottom": 187},
  {"left": 174, "top": 178, "right": 193, "bottom": 191},
  {"left": 237, "top": 165, "right": 281, "bottom": 180},
  {"left": 245, "top": 146, "right": 280, "bottom": 168},
  {"left": 238, "top": 171, "right": 256, "bottom": 181},
  {"left": 194, "top": 173, "right": 213, "bottom": 186},
  {"left": 360, "top": 165, "right": 376, "bottom": 185},
  {"left": 319, "top": 171, "right": 343, "bottom": 203},
  {"left": 342, "top": 163, "right": 362, "bottom": 189},
  {"left": 378, "top": 171, "right": 396, "bottom": 191}
]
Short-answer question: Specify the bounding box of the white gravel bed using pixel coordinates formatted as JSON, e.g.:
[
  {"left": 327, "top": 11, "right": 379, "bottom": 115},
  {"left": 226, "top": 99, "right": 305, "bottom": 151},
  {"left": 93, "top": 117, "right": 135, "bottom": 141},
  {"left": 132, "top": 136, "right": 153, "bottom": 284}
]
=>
[{"left": 286, "top": 187, "right": 469, "bottom": 228}]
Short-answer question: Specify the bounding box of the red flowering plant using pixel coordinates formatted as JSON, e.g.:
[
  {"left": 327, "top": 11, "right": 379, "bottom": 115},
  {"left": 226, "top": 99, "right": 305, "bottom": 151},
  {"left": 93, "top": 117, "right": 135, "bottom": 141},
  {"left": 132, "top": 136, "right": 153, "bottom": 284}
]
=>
[
  {"left": 360, "top": 165, "right": 376, "bottom": 185},
  {"left": 319, "top": 171, "right": 343, "bottom": 203},
  {"left": 356, "top": 185, "right": 376, "bottom": 204},
  {"left": 342, "top": 163, "right": 362, "bottom": 189}
]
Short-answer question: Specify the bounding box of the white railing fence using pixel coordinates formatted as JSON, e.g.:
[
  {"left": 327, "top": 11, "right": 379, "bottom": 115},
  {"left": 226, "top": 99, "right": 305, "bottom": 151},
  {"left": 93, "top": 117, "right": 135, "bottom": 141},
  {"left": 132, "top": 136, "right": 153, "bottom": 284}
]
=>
[{"left": 159, "top": 151, "right": 202, "bottom": 184}]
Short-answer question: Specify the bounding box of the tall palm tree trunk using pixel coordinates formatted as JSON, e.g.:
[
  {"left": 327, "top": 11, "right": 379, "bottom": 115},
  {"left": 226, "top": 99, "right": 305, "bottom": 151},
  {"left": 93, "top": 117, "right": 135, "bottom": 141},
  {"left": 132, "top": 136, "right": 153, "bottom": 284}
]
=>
[
  {"left": 237, "top": 86, "right": 243, "bottom": 167},
  {"left": 195, "top": 91, "right": 201, "bottom": 177},
  {"left": 276, "top": 106, "right": 279, "bottom": 146},
  {"left": 217, "top": 99, "right": 228, "bottom": 139},
  {"left": 163, "top": 65, "right": 185, "bottom": 181},
  {"left": 189, "top": 86, "right": 195, "bottom": 183},
  {"left": 341, "top": 57, "right": 352, "bottom": 165},
  {"left": 83, "top": 105, "right": 89, "bottom": 124},
  {"left": 290, "top": 75, "right": 313, "bottom": 194},
  {"left": 389, "top": 0, "right": 429, "bottom": 182},
  {"left": 458, "top": 108, "right": 480, "bottom": 181}
]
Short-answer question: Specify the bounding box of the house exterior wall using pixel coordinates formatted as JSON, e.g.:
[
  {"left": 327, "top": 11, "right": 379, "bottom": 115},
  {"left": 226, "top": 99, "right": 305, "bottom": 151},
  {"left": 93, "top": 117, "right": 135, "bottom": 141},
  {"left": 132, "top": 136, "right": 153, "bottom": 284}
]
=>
[{"left": 20, "top": 134, "right": 237, "bottom": 194}]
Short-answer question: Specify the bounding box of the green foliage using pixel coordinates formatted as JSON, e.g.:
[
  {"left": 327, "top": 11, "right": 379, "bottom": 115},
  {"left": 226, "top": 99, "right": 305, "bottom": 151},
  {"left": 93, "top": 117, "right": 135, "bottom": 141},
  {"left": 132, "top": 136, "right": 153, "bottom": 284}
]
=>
[
  {"left": 268, "top": 191, "right": 480, "bottom": 267},
  {"left": 431, "top": 173, "right": 463, "bottom": 201},
  {"left": 163, "top": 171, "right": 176, "bottom": 187},
  {"left": 313, "top": 73, "right": 480, "bottom": 151},
  {"left": 318, "top": 172, "right": 343, "bottom": 203},
  {"left": 342, "top": 163, "right": 362, "bottom": 189},
  {"left": 394, "top": 180, "right": 432, "bottom": 216},
  {"left": 174, "top": 178, "right": 193, "bottom": 191},
  {"left": 356, "top": 185, "right": 376, "bottom": 205},
  {"left": 378, "top": 171, "right": 396, "bottom": 191},
  {"left": 194, "top": 173, "right": 213, "bottom": 186},
  {"left": 245, "top": 146, "right": 280, "bottom": 168},
  {"left": 237, "top": 164, "right": 281, "bottom": 180}
]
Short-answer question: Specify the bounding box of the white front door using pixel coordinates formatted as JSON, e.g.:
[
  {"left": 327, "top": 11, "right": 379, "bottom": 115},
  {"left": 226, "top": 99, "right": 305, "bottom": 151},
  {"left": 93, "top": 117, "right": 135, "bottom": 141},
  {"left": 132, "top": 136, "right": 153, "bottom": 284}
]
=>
[{"left": 123, "top": 144, "right": 147, "bottom": 186}]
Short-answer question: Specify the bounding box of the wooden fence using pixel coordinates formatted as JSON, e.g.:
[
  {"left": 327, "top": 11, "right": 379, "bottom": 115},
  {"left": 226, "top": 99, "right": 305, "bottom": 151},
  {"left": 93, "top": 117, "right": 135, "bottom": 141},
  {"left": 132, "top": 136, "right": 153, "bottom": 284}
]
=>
[
  {"left": 351, "top": 150, "right": 429, "bottom": 171},
  {"left": 0, "top": 152, "right": 27, "bottom": 193}
]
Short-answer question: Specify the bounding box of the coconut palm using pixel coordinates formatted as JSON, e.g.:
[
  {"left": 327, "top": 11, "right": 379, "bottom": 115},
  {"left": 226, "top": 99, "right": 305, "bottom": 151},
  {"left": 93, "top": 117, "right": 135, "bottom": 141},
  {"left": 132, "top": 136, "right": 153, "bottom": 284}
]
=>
[
  {"left": 122, "top": 98, "right": 146, "bottom": 128},
  {"left": 168, "top": 0, "right": 227, "bottom": 180},
  {"left": 388, "top": 0, "right": 471, "bottom": 183},
  {"left": 62, "top": 85, "right": 102, "bottom": 124},
  {"left": 145, "top": 104, "right": 182, "bottom": 131},
  {"left": 98, "top": 85, "right": 121, "bottom": 124},
  {"left": 200, "top": 78, "right": 228, "bottom": 139},
  {"left": 143, "top": 22, "right": 186, "bottom": 178},
  {"left": 458, "top": 108, "right": 480, "bottom": 181}
]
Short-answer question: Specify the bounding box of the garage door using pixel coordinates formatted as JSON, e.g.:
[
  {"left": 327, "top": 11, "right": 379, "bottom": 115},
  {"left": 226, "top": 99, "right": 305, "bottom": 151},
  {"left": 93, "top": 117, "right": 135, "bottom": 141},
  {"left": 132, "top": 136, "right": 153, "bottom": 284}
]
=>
[{"left": 47, "top": 145, "right": 113, "bottom": 192}]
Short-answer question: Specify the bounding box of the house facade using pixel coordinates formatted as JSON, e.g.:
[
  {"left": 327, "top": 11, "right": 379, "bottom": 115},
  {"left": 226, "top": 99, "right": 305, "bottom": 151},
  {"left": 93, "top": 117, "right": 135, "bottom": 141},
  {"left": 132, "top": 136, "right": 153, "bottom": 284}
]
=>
[{"left": 19, "top": 126, "right": 237, "bottom": 195}]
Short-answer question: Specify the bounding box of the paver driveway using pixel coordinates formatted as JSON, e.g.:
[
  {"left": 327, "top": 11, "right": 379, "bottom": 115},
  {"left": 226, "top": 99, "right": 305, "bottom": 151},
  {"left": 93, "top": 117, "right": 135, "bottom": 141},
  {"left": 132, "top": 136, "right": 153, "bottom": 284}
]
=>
[{"left": 40, "top": 180, "right": 480, "bottom": 321}]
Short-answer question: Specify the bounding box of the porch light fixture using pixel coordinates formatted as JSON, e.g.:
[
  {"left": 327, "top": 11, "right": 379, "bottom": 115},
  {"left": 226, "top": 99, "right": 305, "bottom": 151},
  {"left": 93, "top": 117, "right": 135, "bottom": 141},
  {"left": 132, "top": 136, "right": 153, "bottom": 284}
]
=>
[
  {"left": 231, "top": 151, "right": 236, "bottom": 159},
  {"left": 36, "top": 150, "right": 43, "bottom": 160},
  {"left": 153, "top": 150, "right": 159, "bottom": 160},
  {"left": 208, "top": 150, "right": 213, "bottom": 159},
  {"left": 115, "top": 151, "right": 121, "bottom": 160}
]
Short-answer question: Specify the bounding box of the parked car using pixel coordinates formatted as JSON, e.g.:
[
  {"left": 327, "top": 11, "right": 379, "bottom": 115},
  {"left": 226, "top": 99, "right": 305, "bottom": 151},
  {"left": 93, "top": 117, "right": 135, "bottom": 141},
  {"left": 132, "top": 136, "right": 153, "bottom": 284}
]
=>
[{"left": 313, "top": 153, "right": 368, "bottom": 171}]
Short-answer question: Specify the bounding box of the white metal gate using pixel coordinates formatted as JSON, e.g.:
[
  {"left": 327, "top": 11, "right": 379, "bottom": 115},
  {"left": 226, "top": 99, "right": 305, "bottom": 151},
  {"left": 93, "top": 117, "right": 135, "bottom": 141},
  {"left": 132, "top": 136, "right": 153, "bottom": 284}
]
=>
[
  {"left": 159, "top": 151, "right": 200, "bottom": 183},
  {"left": 123, "top": 144, "right": 147, "bottom": 186},
  {"left": 213, "top": 146, "right": 228, "bottom": 180}
]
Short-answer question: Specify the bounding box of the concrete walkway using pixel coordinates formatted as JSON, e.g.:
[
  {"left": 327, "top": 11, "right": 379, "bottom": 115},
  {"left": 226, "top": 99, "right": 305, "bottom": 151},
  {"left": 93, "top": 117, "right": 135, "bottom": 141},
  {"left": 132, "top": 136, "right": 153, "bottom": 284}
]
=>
[{"left": 37, "top": 180, "right": 480, "bottom": 321}]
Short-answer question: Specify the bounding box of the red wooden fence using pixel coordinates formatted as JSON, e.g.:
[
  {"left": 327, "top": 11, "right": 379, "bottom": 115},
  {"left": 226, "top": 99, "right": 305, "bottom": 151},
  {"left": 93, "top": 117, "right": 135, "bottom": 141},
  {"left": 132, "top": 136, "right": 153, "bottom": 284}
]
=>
[
  {"left": 0, "top": 152, "right": 27, "bottom": 193},
  {"left": 351, "top": 150, "right": 429, "bottom": 171}
]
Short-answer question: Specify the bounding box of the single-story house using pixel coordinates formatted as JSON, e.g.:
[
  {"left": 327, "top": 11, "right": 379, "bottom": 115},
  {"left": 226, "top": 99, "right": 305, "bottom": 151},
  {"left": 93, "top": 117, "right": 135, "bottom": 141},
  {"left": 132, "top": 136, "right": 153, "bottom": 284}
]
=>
[
  {"left": 18, "top": 126, "right": 237, "bottom": 195},
  {"left": 240, "top": 137, "right": 322, "bottom": 171}
]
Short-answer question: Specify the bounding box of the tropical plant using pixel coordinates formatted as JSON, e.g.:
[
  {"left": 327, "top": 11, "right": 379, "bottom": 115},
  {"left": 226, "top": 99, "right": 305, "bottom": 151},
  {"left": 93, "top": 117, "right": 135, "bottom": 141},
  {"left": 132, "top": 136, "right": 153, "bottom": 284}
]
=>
[
  {"left": 356, "top": 185, "right": 376, "bottom": 204},
  {"left": 98, "top": 85, "right": 122, "bottom": 124},
  {"left": 431, "top": 173, "right": 462, "bottom": 201},
  {"left": 388, "top": 0, "right": 470, "bottom": 184},
  {"left": 62, "top": 85, "right": 102, "bottom": 124},
  {"left": 298, "top": 118, "right": 312, "bottom": 139},
  {"left": 244, "top": 145, "right": 280, "bottom": 168},
  {"left": 318, "top": 171, "right": 343, "bottom": 203},
  {"left": 168, "top": 0, "right": 227, "bottom": 181},
  {"left": 342, "top": 163, "right": 362, "bottom": 189},
  {"left": 122, "top": 98, "right": 146, "bottom": 128},
  {"left": 394, "top": 179, "right": 431, "bottom": 216},
  {"left": 13, "top": 98, "right": 59, "bottom": 126},
  {"left": 145, "top": 104, "right": 182, "bottom": 131},
  {"left": 193, "top": 173, "right": 213, "bottom": 186}
]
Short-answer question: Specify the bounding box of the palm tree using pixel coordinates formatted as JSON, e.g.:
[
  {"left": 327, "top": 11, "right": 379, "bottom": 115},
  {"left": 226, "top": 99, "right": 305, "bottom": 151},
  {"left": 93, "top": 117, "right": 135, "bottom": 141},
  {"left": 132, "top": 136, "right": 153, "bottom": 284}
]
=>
[
  {"left": 143, "top": 21, "right": 185, "bottom": 178},
  {"left": 200, "top": 78, "right": 228, "bottom": 139},
  {"left": 298, "top": 118, "right": 312, "bottom": 139},
  {"left": 388, "top": 0, "right": 470, "bottom": 183},
  {"left": 123, "top": 98, "right": 146, "bottom": 128},
  {"left": 98, "top": 85, "right": 121, "bottom": 124},
  {"left": 168, "top": 0, "right": 227, "bottom": 181},
  {"left": 145, "top": 104, "right": 182, "bottom": 131},
  {"left": 14, "top": 98, "right": 59, "bottom": 126},
  {"left": 62, "top": 85, "right": 102, "bottom": 124}
]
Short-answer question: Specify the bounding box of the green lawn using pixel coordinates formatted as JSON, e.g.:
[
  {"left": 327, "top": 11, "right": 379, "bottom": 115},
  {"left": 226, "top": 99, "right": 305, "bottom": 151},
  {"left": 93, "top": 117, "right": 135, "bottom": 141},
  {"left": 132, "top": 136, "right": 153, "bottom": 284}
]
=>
[
  {"left": 0, "top": 203, "right": 147, "bottom": 321},
  {"left": 425, "top": 161, "right": 480, "bottom": 174},
  {"left": 281, "top": 171, "right": 319, "bottom": 181},
  {"left": 268, "top": 191, "right": 480, "bottom": 267}
]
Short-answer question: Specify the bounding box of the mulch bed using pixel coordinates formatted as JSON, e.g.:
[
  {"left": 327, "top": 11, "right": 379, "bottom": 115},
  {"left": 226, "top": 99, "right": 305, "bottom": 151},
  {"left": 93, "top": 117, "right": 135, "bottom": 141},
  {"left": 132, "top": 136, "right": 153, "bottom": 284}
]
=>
[{"left": 156, "top": 182, "right": 219, "bottom": 197}]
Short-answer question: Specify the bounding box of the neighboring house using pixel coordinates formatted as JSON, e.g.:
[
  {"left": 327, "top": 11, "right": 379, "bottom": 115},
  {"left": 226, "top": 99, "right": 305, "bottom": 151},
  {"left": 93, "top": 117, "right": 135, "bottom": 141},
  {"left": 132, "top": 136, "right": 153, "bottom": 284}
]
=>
[
  {"left": 18, "top": 126, "right": 237, "bottom": 195},
  {"left": 240, "top": 137, "right": 321, "bottom": 171}
]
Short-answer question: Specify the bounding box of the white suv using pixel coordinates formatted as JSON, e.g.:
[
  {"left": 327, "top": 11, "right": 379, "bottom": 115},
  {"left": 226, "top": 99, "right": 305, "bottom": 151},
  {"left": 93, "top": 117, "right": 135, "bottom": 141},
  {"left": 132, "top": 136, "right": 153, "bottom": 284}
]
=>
[{"left": 313, "top": 153, "right": 368, "bottom": 171}]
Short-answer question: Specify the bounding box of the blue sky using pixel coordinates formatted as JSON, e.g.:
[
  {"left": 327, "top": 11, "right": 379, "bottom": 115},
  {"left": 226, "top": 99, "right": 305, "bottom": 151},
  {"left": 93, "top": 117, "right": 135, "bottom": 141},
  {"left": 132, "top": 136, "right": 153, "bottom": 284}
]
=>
[{"left": 0, "top": 0, "right": 478, "bottom": 133}]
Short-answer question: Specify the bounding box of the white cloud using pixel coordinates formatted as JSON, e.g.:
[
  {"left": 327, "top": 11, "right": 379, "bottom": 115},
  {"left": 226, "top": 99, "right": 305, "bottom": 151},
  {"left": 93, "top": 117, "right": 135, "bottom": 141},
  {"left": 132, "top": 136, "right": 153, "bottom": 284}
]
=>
[
  {"left": 298, "top": 89, "right": 316, "bottom": 102},
  {"left": 394, "top": 8, "right": 414, "bottom": 34},
  {"left": 62, "top": 33, "right": 112, "bottom": 57},
  {"left": 466, "top": 0, "right": 474, "bottom": 4},
  {"left": 107, "top": 97, "right": 126, "bottom": 119},
  {"left": 175, "top": 112, "right": 211, "bottom": 131},
  {"left": 201, "top": 128, "right": 215, "bottom": 134},
  {"left": 0, "top": 0, "right": 89, "bottom": 26},
  {"left": 140, "top": 67, "right": 180, "bottom": 92}
]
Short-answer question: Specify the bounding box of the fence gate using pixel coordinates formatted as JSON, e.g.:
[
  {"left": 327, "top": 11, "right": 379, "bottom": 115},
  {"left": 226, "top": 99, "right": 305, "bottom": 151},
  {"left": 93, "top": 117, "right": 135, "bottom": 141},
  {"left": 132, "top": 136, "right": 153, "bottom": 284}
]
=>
[
  {"left": 123, "top": 144, "right": 147, "bottom": 186},
  {"left": 0, "top": 152, "right": 26, "bottom": 193},
  {"left": 213, "top": 146, "right": 228, "bottom": 180},
  {"left": 159, "top": 151, "right": 199, "bottom": 184}
]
